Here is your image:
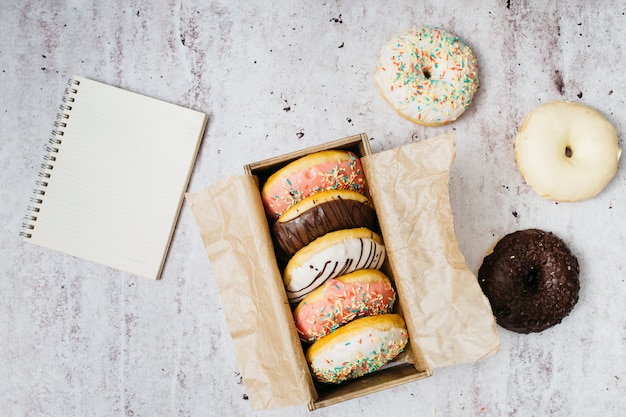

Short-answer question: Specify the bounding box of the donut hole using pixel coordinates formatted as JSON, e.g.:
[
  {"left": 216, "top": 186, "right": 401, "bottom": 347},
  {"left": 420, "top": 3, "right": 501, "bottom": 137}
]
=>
[
  {"left": 525, "top": 267, "right": 540, "bottom": 292},
  {"left": 564, "top": 145, "right": 573, "bottom": 158},
  {"left": 423, "top": 69, "right": 431, "bottom": 80}
]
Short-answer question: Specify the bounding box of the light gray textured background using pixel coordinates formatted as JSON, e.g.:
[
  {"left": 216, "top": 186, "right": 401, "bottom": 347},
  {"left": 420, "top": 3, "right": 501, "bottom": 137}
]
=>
[{"left": 1, "top": 1, "right": 625, "bottom": 416}]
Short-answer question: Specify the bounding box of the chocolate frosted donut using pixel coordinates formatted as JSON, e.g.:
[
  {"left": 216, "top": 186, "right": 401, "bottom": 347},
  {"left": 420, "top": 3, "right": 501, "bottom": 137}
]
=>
[
  {"left": 272, "top": 190, "right": 378, "bottom": 258},
  {"left": 478, "top": 229, "right": 580, "bottom": 333}
]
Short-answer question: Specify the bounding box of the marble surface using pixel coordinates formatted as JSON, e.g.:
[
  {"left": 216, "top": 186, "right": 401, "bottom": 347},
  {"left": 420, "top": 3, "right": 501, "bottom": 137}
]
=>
[{"left": 2, "top": 1, "right": 625, "bottom": 416}]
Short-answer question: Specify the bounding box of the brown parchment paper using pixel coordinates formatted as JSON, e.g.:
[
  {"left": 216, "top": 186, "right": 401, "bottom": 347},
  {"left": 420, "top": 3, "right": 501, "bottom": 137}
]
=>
[
  {"left": 361, "top": 133, "right": 500, "bottom": 369},
  {"left": 185, "top": 175, "right": 316, "bottom": 410}
]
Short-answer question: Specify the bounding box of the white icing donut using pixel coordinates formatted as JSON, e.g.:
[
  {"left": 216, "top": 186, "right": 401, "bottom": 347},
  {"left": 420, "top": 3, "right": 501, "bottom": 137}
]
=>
[
  {"left": 283, "top": 228, "right": 385, "bottom": 304},
  {"left": 375, "top": 26, "right": 479, "bottom": 126},
  {"left": 515, "top": 101, "right": 622, "bottom": 201},
  {"left": 305, "top": 314, "right": 408, "bottom": 384}
]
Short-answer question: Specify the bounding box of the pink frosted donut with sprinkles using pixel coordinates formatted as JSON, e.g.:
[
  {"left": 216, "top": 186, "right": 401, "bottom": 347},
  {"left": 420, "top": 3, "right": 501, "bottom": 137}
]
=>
[
  {"left": 375, "top": 26, "right": 479, "bottom": 126},
  {"left": 293, "top": 269, "right": 396, "bottom": 343},
  {"left": 261, "top": 150, "right": 367, "bottom": 219}
]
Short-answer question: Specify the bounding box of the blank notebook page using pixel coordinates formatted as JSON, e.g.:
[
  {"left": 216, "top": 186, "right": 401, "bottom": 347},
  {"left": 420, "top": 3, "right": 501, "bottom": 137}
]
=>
[{"left": 23, "top": 76, "right": 208, "bottom": 280}]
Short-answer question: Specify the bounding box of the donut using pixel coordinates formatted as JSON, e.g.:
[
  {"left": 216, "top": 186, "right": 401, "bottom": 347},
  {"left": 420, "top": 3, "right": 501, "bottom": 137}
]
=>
[
  {"left": 375, "top": 26, "right": 479, "bottom": 126},
  {"left": 293, "top": 269, "right": 396, "bottom": 343},
  {"left": 514, "top": 101, "right": 622, "bottom": 201},
  {"left": 272, "top": 189, "right": 378, "bottom": 258},
  {"left": 261, "top": 150, "right": 367, "bottom": 219},
  {"left": 305, "top": 314, "right": 408, "bottom": 384},
  {"left": 477, "top": 229, "right": 580, "bottom": 333},
  {"left": 283, "top": 227, "right": 385, "bottom": 304}
]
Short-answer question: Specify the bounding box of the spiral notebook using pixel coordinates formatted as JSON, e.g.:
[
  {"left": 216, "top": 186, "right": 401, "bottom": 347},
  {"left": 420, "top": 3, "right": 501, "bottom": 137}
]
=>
[{"left": 21, "top": 76, "right": 208, "bottom": 280}]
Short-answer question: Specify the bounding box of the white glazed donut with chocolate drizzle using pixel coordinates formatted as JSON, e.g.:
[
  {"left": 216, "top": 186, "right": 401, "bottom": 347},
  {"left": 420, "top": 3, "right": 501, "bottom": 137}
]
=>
[{"left": 283, "top": 228, "right": 385, "bottom": 304}]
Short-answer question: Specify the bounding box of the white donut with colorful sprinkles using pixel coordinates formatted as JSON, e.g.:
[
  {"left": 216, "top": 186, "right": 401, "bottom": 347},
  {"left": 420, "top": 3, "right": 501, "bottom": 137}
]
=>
[
  {"left": 375, "top": 26, "right": 479, "bottom": 126},
  {"left": 305, "top": 314, "right": 409, "bottom": 384}
]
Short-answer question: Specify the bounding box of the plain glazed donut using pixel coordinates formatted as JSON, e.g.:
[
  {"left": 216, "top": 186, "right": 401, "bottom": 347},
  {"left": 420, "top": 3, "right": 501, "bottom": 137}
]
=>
[
  {"left": 305, "top": 314, "right": 408, "bottom": 384},
  {"left": 478, "top": 229, "right": 580, "bottom": 333},
  {"left": 261, "top": 150, "right": 367, "bottom": 219},
  {"left": 293, "top": 269, "right": 396, "bottom": 343},
  {"left": 272, "top": 189, "right": 378, "bottom": 258},
  {"left": 515, "top": 101, "right": 621, "bottom": 201},
  {"left": 375, "top": 26, "right": 479, "bottom": 126},
  {"left": 283, "top": 228, "right": 385, "bottom": 304}
]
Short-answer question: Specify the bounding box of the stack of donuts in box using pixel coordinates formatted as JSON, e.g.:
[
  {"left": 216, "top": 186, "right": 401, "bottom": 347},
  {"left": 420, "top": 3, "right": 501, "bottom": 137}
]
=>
[{"left": 260, "top": 149, "right": 408, "bottom": 384}]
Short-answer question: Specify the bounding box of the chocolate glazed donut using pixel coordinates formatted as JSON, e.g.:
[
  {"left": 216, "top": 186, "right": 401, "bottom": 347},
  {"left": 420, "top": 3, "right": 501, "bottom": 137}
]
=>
[
  {"left": 478, "top": 229, "right": 580, "bottom": 333},
  {"left": 272, "top": 195, "right": 378, "bottom": 258}
]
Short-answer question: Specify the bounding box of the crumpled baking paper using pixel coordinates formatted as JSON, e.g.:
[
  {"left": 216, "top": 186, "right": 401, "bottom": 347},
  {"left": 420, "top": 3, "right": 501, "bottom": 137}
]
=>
[
  {"left": 361, "top": 133, "right": 500, "bottom": 369},
  {"left": 186, "top": 176, "right": 317, "bottom": 410}
]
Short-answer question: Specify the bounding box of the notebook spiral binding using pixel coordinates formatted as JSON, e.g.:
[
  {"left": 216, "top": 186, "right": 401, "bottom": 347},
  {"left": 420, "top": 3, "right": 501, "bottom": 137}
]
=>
[{"left": 20, "top": 78, "right": 81, "bottom": 238}]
